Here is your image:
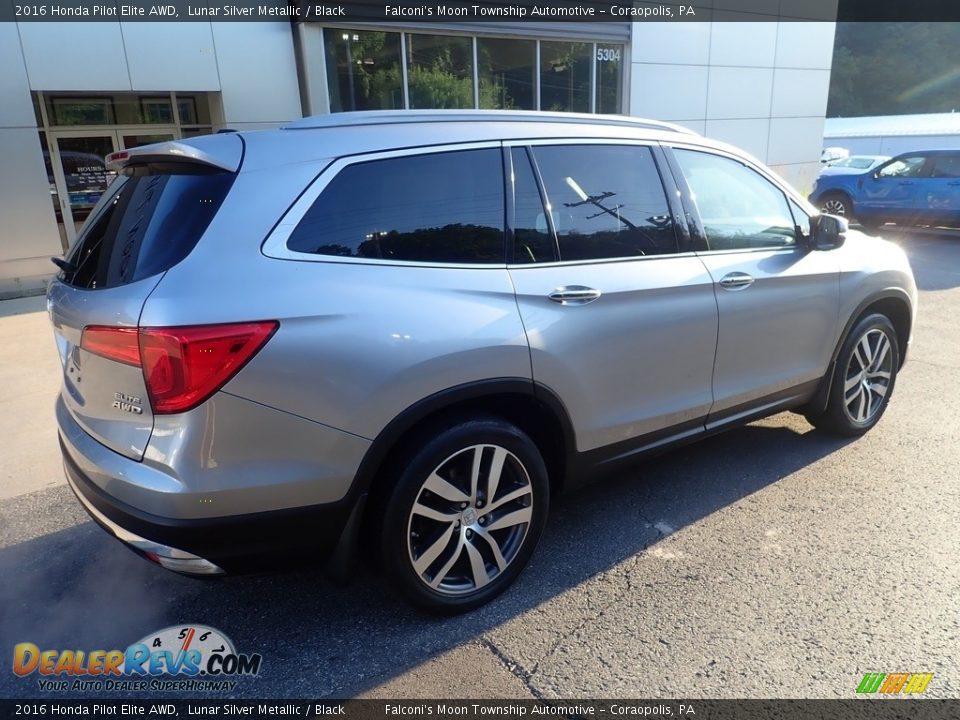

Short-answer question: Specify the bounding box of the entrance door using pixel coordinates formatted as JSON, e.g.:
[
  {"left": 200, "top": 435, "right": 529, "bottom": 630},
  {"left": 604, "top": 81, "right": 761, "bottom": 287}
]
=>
[
  {"left": 49, "top": 131, "right": 117, "bottom": 249},
  {"left": 47, "top": 129, "right": 176, "bottom": 249}
]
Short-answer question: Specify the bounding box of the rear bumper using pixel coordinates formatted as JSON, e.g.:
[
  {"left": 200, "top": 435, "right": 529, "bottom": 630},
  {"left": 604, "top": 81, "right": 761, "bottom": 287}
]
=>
[
  {"left": 61, "top": 436, "right": 359, "bottom": 573},
  {"left": 57, "top": 395, "right": 364, "bottom": 573}
]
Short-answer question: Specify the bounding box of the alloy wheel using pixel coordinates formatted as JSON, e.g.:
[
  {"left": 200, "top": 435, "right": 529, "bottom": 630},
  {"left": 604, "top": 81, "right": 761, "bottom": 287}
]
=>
[
  {"left": 843, "top": 328, "right": 893, "bottom": 424},
  {"left": 822, "top": 199, "right": 847, "bottom": 216},
  {"left": 406, "top": 444, "right": 533, "bottom": 596}
]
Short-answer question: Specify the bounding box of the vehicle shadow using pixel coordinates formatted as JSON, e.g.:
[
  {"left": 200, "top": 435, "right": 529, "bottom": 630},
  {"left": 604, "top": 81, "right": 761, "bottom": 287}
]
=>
[{"left": 0, "top": 418, "right": 854, "bottom": 699}]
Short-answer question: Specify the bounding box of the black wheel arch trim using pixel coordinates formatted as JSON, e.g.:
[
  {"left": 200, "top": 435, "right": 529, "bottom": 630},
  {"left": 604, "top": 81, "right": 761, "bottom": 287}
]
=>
[
  {"left": 831, "top": 288, "right": 913, "bottom": 367},
  {"left": 809, "top": 287, "right": 913, "bottom": 414},
  {"left": 349, "top": 377, "right": 579, "bottom": 502}
]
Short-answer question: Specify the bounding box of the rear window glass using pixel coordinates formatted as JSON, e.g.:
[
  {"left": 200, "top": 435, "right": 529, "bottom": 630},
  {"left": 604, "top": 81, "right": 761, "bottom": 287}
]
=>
[
  {"left": 286, "top": 148, "right": 505, "bottom": 264},
  {"left": 62, "top": 172, "right": 234, "bottom": 289}
]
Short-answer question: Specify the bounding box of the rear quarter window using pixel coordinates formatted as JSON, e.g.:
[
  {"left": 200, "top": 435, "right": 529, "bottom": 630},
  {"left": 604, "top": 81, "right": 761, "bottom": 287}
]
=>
[{"left": 286, "top": 148, "right": 506, "bottom": 264}]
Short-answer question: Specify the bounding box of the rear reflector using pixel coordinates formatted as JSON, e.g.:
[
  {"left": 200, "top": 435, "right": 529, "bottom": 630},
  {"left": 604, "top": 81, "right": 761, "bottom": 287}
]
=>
[{"left": 80, "top": 321, "right": 278, "bottom": 415}]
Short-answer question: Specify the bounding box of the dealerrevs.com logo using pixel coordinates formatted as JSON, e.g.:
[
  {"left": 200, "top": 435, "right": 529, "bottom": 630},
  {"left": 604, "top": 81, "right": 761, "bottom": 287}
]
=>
[{"left": 12, "top": 625, "right": 262, "bottom": 693}]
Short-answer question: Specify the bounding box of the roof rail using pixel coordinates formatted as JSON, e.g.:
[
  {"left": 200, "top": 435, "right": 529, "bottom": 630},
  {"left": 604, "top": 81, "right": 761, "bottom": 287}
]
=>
[{"left": 283, "top": 109, "right": 698, "bottom": 135}]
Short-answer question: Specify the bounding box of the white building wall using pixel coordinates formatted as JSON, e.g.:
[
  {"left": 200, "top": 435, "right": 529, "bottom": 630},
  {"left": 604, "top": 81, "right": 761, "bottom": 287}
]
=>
[
  {"left": 630, "top": 9, "right": 837, "bottom": 196},
  {"left": 0, "top": 22, "right": 302, "bottom": 298},
  {"left": 0, "top": 23, "right": 61, "bottom": 299}
]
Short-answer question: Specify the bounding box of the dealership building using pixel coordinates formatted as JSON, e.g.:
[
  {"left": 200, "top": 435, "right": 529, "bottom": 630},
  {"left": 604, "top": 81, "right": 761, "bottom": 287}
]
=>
[{"left": 0, "top": 13, "right": 836, "bottom": 297}]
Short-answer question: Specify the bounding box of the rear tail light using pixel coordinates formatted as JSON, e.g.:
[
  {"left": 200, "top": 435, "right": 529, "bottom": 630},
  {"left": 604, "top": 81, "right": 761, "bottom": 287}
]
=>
[
  {"left": 80, "top": 321, "right": 278, "bottom": 414},
  {"left": 79, "top": 327, "right": 141, "bottom": 367}
]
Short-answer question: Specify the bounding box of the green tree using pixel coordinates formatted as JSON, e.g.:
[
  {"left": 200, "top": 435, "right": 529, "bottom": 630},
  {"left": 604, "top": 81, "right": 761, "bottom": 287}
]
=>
[{"left": 828, "top": 22, "right": 960, "bottom": 116}]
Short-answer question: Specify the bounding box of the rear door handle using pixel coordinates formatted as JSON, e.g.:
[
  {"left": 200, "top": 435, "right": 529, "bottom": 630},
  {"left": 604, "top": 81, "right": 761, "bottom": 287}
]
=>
[
  {"left": 718, "top": 272, "right": 755, "bottom": 291},
  {"left": 898, "top": 181, "right": 914, "bottom": 185},
  {"left": 548, "top": 286, "right": 602, "bottom": 305},
  {"left": 947, "top": 181, "right": 960, "bottom": 186}
]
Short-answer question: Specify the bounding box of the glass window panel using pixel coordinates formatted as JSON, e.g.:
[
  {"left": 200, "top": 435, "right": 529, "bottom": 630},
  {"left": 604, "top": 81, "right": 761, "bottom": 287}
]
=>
[
  {"left": 174, "top": 94, "right": 212, "bottom": 126},
  {"left": 140, "top": 97, "right": 174, "bottom": 124},
  {"left": 56, "top": 135, "right": 117, "bottom": 228},
  {"left": 324, "top": 29, "right": 404, "bottom": 112},
  {"left": 511, "top": 148, "right": 556, "bottom": 264},
  {"left": 47, "top": 97, "right": 115, "bottom": 126},
  {"left": 478, "top": 38, "right": 535, "bottom": 110},
  {"left": 180, "top": 127, "right": 214, "bottom": 139},
  {"left": 877, "top": 156, "right": 927, "bottom": 178},
  {"left": 122, "top": 134, "right": 175, "bottom": 149},
  {"left": 39, "top": 131, "right": 69, "bottom": 251},
  {"left": 595, "top": 44, "right": 623, "bottom": 114},
  {"left": 177, "top": 97, "right": 198, "bottom": 124},
  {"left": 539, "top": 42, "right": 592, "bottom": 113},
  {"left": 674, "top": 149, "right": 797, "bottom": 251},
  {"left": 407, "top": 33, "right": 475, "bottom": 109},
  {"left": 930, "top": 155, "right": 960, "bottom": 178},
  {"left": 532, "top": 145, "right": 678, "bottom": 260},
  {"left": 287, "top": 149, "right": 505, "bottom": 264},
  {"left": 63, "top": 172, "right": 234, "bottom": 289}
]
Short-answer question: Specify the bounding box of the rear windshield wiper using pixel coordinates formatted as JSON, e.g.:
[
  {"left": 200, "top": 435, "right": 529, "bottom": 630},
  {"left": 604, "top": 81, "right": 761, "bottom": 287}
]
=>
[{"left": 50, "top": 256, "right": 77, "bottom": 275}]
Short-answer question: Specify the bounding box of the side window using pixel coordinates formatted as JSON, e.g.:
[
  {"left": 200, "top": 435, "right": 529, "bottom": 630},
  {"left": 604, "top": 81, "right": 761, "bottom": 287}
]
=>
[
  {"left": 929, "top": 155, "right": 960, "bottom": 178},
  {"left": 530, "top": 144, "right": 678, "bottom": 261},
  {"left": 877, "top": 156, "right": 927, "bottom": 178},
  {"left": 511, "top": 148, "right": 556, "bottom": 264},
  {"left": 287, "top": 148, "right": 505, "bottom": 264},
  {"left": 674, "top": 149, "right": 797, "bottom": 251}
]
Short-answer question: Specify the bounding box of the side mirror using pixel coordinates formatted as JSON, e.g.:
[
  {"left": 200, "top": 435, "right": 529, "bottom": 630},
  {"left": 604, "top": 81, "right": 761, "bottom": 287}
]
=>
[{"left": 812, "top": 213, "right": 847, "bottom": 250}]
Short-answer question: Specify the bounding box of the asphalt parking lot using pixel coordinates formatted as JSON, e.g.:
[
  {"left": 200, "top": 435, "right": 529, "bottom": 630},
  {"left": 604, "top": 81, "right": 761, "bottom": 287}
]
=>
[{"left": 1, "top": 228, "right": 958, "bottom": 700}]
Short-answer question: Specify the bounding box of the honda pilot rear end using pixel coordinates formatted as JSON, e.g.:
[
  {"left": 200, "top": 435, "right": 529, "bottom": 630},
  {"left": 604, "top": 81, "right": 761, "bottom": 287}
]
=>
[{"left": 50, "top": 132, "right": 370, "bottom": 576}]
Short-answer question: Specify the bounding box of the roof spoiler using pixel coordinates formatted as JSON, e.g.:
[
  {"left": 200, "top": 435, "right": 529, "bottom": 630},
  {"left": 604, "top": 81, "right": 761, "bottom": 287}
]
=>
[{"left": 105, "top": 135, "right": 242, "bottom": 175}]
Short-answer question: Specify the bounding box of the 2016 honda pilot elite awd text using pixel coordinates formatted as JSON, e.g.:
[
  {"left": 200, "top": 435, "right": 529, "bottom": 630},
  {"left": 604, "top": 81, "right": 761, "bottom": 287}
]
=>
[{"left": 50, "top": 111, "right": 918, "bottom": 613}]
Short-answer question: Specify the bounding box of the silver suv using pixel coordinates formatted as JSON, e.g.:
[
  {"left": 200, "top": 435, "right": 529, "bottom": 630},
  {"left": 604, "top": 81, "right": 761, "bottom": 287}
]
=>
[{"left": 49, "top": 111, "right": 917, "bottom": 613}]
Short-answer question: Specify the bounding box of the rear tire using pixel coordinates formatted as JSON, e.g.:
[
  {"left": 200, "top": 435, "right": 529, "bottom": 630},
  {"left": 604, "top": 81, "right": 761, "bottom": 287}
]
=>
[
  {"left": 379, "top": 417, "right": 549, "bottom": 614},
  {"left": 806, "top": 314, "right": 900, "bottom": 436},
  {"left": 819, "top": 192, "right": 852, "bottom": 219}
]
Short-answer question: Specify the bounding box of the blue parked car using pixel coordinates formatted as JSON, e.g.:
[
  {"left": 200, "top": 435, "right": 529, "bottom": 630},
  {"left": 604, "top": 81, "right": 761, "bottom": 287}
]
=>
[{"left": 809, "top": 149, "right": 960, "bottom": 229}]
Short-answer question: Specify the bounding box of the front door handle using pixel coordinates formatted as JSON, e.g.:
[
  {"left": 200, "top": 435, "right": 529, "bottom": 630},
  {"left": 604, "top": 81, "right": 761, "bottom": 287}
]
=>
[
  {"left": 718, "top": 272, "right": 755, "bottom": 291},
  {"left": 548, "top": 286, "right": 602, "bottom": 305},
  {"left": 947, "top": 181, "right": 960, "bottom": 186},
  {"left": 898, "top": 181, "right": 914, "bottom": 185}
]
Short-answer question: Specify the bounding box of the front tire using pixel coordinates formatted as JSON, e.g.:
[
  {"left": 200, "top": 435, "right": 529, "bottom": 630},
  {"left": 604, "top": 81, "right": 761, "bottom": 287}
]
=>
[
  {"left": 380, "top": 418, "right": 549, "bottom": 614},
  {"left": 819, "top": 192, "right": 852, "bottom": 218},
  {"left": 807, "top": 313, "right": 900, "bottom": 436}
]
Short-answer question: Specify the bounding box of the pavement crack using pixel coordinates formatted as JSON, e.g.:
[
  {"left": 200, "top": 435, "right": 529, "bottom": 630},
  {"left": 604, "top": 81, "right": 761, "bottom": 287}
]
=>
[
  {"left": 525, "top": 554, "right": 646, "bottom": 681},
  {"left": 477, "top": 637, "right": 546, "bottom": 700}
]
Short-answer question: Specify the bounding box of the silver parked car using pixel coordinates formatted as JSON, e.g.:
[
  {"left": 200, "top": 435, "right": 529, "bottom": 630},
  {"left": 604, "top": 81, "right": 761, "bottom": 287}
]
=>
[{"left": 50, "top": 111, "right": 917, "bottom": 613}]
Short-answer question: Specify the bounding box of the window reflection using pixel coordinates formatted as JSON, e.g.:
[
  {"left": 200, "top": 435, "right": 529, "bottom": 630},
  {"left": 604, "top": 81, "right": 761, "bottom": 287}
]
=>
[
  {"left": 288, "top": 149, "right": 505, "bottom": 264},
  {"left": 595, "top": 44, "right": 623, "bottom": 114},
  {"left": 321, "top": 32, "right": 625, "bottom": 115},
  {"left": 511, "top": 148, "right": 556, "bottom": 263},
  {"left": 532, "top": 145, "right": 678, "bottom": 260},
  {"left": 407, "top": 34, "right": 475, "bottom": 109},
  {"left": 478, "top": 38, "right": 535, "bottom": 110},
  {"left": 324, "top": 29, "right": 404, "bottom": 112},
  {"left": 540, "top": 42, "right": 592, "bottom": 113},
  {"left": 674, "top": 149, "right": 797, "bottom": 250}
]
